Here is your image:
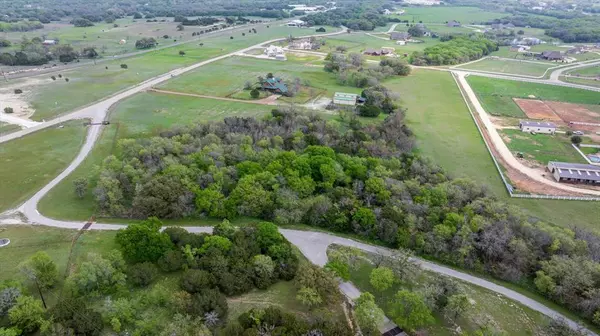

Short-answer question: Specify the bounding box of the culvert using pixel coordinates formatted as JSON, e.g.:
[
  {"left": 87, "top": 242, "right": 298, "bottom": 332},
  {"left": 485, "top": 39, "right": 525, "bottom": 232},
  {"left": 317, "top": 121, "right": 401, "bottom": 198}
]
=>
[{"left": 0, "top": 238, "right": 10, "bottom": 247}]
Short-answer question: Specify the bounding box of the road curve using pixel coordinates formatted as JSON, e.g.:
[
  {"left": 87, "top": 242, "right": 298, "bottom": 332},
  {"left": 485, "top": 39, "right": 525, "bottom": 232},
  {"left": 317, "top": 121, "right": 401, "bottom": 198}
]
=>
[
  {"left": 550, "top": 59, "right": 600, "bottom": 82},
  {"left": 0, "top": 27, "right": 595, "bottom": 335}
]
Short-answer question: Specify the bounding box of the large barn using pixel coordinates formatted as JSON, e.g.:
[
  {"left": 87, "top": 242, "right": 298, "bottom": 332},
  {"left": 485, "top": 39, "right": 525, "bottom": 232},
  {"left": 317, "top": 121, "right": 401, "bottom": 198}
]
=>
[
  {"left": 547, "top": 161, "right": 600, "bottom": 184},
  {"left": 519, "top": 120, "right": 556, "bottom": 134}
]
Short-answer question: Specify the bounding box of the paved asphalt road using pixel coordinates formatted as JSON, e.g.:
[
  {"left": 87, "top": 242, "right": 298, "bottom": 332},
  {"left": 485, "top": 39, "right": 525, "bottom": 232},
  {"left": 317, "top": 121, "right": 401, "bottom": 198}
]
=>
[{"left": 0, "top": 27, "right": 597, "bottom": 335}]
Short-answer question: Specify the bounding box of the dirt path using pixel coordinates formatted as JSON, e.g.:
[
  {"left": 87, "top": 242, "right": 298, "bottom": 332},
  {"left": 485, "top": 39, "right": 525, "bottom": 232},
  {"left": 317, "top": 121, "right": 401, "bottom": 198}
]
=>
[
  {"left": 149, "top": 88, "right": 281, "bottom": 105},
  {"left": 455, "top": 72, "right": 600, "bottom": 196}
]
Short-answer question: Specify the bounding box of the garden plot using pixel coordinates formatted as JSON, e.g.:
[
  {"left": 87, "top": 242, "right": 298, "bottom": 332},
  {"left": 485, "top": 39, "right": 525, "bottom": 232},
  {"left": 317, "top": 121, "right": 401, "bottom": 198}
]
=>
[{"left": 513, "top": 98, "right": 561, "bottom": 121}]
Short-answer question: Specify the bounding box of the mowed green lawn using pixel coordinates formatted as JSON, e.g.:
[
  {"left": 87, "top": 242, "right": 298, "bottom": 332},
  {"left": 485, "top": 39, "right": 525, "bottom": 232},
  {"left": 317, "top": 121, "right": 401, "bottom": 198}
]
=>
[
  {"left": 0, "top": 122, "right": 21, "bottom": 135},
  {"left": 38, "top": 93, "right": 274, "bottom": 220},
  {"left": 562, "top": 76, "right": 600, "bottom": 88},
  {"left": 160, "top": 56, "right": 362, "bottom": 98},
  {"left": 457, "top": 58, "right": 555, "bottom": 77},
  {"left": 0, "top": 120, "right": 86, "bottom": 212},
  {"left": 389, "top": 69, "right": 600, "bottom": 231},
  {"left": 467, "top": 76, "right": 600, "bottom": 117},
  {"left": 0, "top": 24, "right": 325, "bottom": 122},
  {"left": 346, "top": 257, "right": 548, "bottom": 335},
  {"left": 394, "top": 6, "right": 507, "bottom": 24},
  {"left": 501, "top": 130, "right": 587, "bottom": 165}
]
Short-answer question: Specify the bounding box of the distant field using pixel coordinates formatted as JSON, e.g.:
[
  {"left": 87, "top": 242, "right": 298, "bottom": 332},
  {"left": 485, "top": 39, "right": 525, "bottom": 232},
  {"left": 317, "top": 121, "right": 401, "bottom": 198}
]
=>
[
  {"left": 38, "top": 92, "right": 273, "bottom": 220},
  {"left": 321, "top": 32, "right": 438, "bottom": 55},
  {"left": 567, "top": 65, "right": 600, "bottom": 77},
  {"left": 500, "top": 129, "right": 587, "bottom": 165},
  {"left": 396, "top": 6, "right": 507, "bottom": 24},
  {"left": 489, "top": 45, "right": 600, "bottom": 62},
  {"left": 0, "top": 120, "right": 85, "bottom": 212},
  {"left": 0, "top": 24, "right": 325, "bottom": 121},
  {"left": 467, "top": 76, "right": 600, "bottom": 117},
  {"left": 397, "top": 23, "right": 475, "bottom": 35},
  {"left": 160, "top": 56, "right": 361, "bottom": 99},
  {"left": 457, "top": 58, "right": 555, "bottom": 77}
]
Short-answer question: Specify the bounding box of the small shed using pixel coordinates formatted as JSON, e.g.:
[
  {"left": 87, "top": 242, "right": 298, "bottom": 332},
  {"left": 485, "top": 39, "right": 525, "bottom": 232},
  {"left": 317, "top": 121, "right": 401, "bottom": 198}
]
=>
[
  {"left": 333, "top": 92, "right": 359, "bottom": 106},
  {"left": 519, "top": 120, "right": 556, "bottom": 134},
  {"left": 42, "top": 39, "right": 56, "bottom": 46}
]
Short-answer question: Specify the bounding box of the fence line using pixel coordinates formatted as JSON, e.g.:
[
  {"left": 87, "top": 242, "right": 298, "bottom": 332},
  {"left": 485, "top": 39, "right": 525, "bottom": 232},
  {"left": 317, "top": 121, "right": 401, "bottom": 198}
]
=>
[
  {"left": 452, "top": 73, "right": 600, "bottom": 202},
  {"left": 570, "top": 121, "right": 600, "bottom": 127}
]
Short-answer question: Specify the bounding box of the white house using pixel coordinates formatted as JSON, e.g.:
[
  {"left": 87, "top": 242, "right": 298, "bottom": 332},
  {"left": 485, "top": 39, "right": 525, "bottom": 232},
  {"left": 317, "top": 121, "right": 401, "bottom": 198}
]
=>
[
  {"left": 264, "top": 45, "right": 285, "bottom": 57},
  {"left": 42, "top": 39, "right": 56, "bottom": 46},
  {"left": 519, "top": 120, "right": 556, "bottom": 134},
  {"left": 333, "top": 92, "right": 358, "bottom": 106},
  {"left": 287, "top": 20, "right": 306, "bottom": 27}
]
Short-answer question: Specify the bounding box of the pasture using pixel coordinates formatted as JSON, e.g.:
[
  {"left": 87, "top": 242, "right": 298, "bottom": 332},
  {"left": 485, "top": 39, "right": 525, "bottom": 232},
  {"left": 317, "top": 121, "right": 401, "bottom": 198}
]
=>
[
  {"left": 159, "top": 56, "right": 361, "bottom": 100},
  {"left": 457, "top": 58, "right": 555, "bottom": 77},
  {"left": 321, "top": 32, "right": 439, "bottom": 55},
  {"left": 500, "top": 130, "right": 587, "bottom": 165},
  {"left": 466, "top": 76, "right": 600, "bottom": 117},
  {"left": 567, "top": 65, "right": 600, "bottom": 77},
  {"left": 562, "top": 76, "right": 600, "bottom": 88},
  {"left": 394, "top": 6, "right": 506, "bottom": 24},
  {"left": 0, "top": 120, "right": 85, "bottom": 212},
  {"left": 0, "top": 23, "right": 323, "bottom": 121}
]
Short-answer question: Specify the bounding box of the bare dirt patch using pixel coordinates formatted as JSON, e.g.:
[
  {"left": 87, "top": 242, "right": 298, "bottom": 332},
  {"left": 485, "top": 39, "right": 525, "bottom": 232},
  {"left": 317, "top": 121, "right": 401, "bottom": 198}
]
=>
[
  {"left": 0, "top": 77, "right": 51, "bottom": 120},
  {"left": 513, "top": 98, "right": 561, "bottom": 121},
  {"left": 545, "top": 101, "right": 600, "bottom": 124}
]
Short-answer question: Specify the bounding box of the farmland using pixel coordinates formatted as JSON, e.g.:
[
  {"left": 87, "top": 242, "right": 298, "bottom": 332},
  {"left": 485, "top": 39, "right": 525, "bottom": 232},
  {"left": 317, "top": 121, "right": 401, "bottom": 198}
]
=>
[
  {"left": 500, "top": 129, "right": 587, "bottom": 165},
  {"left": 0, "top": 120, "right": 85, "bottom": 212},
  {"left": 0, "top": 23, "right": 329, "bottom": 121},
  {"left": 456, "top": 58, "right": 555, "bottom": 77},
  {"left": 467, "top": 75, "right": 600, "bottom": 117},
  {"left": 393, "top": 6, "right": 506, "bottom": 24}
]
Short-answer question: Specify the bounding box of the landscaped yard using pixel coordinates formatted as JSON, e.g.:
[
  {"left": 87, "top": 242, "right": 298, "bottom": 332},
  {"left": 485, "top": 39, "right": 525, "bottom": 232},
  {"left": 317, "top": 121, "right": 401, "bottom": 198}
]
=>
[
  {"left": 467, "top": 75, "right": 600, "bottom": 117},
  {"left": 457, "top": 58, "right": 555, "bottom": 77},
  {"left": 159, "top": 56, "right": 361, "bottom": 99},
  {"left": 38, "top": 92, "right": 274, "bottom": 220},
  {"left": 340, "top": 248, "right": 548, "bottom": 335},
  {"left": 500, "top": 129, "right": 587, "bottom": 165},
  {"left": 0, "top": 120, "right": 86, "bottom": 212}
]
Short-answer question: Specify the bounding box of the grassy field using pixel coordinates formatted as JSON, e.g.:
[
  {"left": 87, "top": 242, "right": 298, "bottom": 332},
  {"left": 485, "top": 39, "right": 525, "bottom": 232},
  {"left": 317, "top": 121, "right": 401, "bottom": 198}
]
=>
[
  {"left": 457, "top": 58, "right": 555, "bottom": 77},
  {"left": 0, "top": 120, "right": 86, "bottom": 212},
  {"left": 567, "top": 65, "right": 600, "bottom": 77},
  {"left": 500, "top": 129, "right": 587, "bottom": 165},
  {"left": 160, "top": 56, "right": 360, "bottom": 99},
  {"left": 38, "top": 92, "right": 273, "bottom": 220},
  {"left": 467, "top": 75, "right": 600, "bottom": 117},
  {"left": 321, "top": 32, "right": 439, "bottom": 55},
  {"left": 562, "top": 76, "right": 600, "bottom": 88},
  {"left": 0, "top": 24, "right": 326, "bottom": 121},
  {"left": 395, "top": 6, "right": 507, "bottom": 24},
  {"left": 345, "top": 254, "right": 547, "bottom": 335},
  {"left": 0, "top": 122, "right": 20, "bottom": 135},
  {"left": 390, "top": 69, "right": 600, "bottom": 231}
]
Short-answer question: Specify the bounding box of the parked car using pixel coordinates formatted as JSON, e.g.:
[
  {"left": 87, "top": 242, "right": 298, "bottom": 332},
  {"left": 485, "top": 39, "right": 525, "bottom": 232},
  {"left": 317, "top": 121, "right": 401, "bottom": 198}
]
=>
[{"left": 573, "top": 131, "right": 584, "bottom": 135}]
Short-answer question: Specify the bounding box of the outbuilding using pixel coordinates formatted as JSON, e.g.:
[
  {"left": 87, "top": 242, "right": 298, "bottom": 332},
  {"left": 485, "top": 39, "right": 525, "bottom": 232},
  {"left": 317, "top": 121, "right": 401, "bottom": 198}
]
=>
[
  {"left": 519, "top": 120, "right": 556, "bottom": 134},
  {"left": 547, "top": 162, "right": 600, "bottom": 184},
  {"left": 333, "top": 92, "right": 359, "bottom": 105}
]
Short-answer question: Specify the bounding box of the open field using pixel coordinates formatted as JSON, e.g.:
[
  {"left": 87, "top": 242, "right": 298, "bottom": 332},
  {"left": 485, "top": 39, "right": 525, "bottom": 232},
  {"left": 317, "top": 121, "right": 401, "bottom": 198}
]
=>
[
  {"left": 467, "top": 76, "right": 600, "bottom": 118},
  {"left": 0, "top": 120, "right": 86, "bottom": 212},
  {"left": 38, "top": 92, "right": 273, "bottom": 220},
  {"left": 394, "top": 6, "right": 506, "bottom": 24},
  {"left": 160, "top": 55, "right": 360, "bottom": 100},
  {"left": 500, "top": 129, "right": 587, "bottom": 165},
  {"left": 344, "top": 252, "right": 548, "bottom": 335},
  {"left": 567, "top": 65, "right": 600, "bottom": 77},
  {"left": 562, "top": 76, "right": 600, "bottom": 88},
  {"left": 457, "top": 58, "right": 555, "bottom": 77},
  {"left": 321, "top": 32, "right": 438, "bottom": 55},
  {"left": 391, "top": 70, "right": 600, "bottom": 231},
  {"left": 0, "top": 24, "right": 323, "bottom": 121}
]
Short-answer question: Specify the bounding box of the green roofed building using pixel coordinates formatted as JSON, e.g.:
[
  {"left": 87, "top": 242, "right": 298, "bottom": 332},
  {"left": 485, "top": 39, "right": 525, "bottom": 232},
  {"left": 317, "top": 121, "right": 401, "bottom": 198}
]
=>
[
  {"left": 333, "top": 92, "right": 359, "bottom": 106},
  {"left": 262, "top": 77, "right": 289, "bottom": 94}
]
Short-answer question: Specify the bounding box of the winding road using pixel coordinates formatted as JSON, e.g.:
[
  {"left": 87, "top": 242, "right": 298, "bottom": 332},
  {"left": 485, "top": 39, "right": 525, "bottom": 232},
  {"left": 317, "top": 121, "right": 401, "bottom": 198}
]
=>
[{"left": 0, "top": 28, "right": 599, "bottom": 335}]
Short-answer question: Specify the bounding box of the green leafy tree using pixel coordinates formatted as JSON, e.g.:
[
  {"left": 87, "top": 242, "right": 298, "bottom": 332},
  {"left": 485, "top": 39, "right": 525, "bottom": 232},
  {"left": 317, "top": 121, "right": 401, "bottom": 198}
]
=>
[
  {"left": 50, "top": 297, "right": 103, "bottom": 336},
  {"left": 159, "top": 314, "right": 211, "bottom": 336},
  {"left": 256, "top": 222, "right": 284, "bottom": 250},
  {"left": 115, "top": 217, "right": 174, "bottom": 263},
  {"left": 8, "top": 296, "right": 45, "bottom": 334},
  {"left": 199, "top": 236, "right": 232, "bottom": 254},
  {"left": 325, "top": 260, "right": 350, "bottom": 281},
  {"left": 0, "top": 328, "right": 20, "bottom": 336},
  {"left": 571, "top": 135, "right": 582, "bottom": 146},
  {"left": 66, "top": 252, "right": 126, "bottom": 296},
  {"left": 355, "top": 292, "right": 385, "bottom": 335},
  {"left": 389, "top": 290, "right": 434, "bottom": 331},
  {"left": 296, "top": 286, "right": 322, "bottom": 307},
  {"left": 127, "top": 262, "right": 158, "bottom": 287},
  {"left": 370, "top": 267, "right": 395, "bottom": 292},
  {"left": 250, "top": 88, "right": 260, "bottom": 98},
  {"left": 73, "top": 177, "right": 88, "bottom": 199},
  {"left": 181, "top": 269, "right": 216, "bottom": 293},
  {"left": 444, "top": 294, "right": 470, "bottom": 320},
  {"left": 19, "top": 251, "right": 58, "bottom": 290}
]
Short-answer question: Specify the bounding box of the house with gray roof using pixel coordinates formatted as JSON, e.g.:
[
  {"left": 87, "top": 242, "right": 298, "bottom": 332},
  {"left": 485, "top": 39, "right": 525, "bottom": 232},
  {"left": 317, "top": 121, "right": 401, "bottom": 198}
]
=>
[
  {"left": 547, "top": 162, "right": 600, "bottom": 184},
  {"left": 539, "top": 50, "right": 564, "bottom": 61},
  {"left": 390, "top": 32, "right": 410, "bottom": 41},
  {"left": 519, "top": 120, "right": 556, "bottom": 134}
]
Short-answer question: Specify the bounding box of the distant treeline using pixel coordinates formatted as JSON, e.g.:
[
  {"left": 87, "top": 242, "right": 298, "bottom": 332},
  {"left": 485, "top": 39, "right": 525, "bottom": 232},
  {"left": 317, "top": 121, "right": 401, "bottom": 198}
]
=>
[
  {"left": 488, "top": 15, "right": 600, "bottom": 43},
  {"left": 301, "top": 6, "right": 387, "bottom": 31},
  {"left": 0, "top": 21, "right": 44, "bottom": 32}
]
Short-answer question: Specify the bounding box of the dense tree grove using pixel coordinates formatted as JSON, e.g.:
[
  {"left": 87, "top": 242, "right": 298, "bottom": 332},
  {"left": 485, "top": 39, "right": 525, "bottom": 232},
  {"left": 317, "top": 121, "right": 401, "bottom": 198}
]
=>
[
  {"left": 488, "top": 14, "right": 600, "bottom": 43},
  {"left": 301, "top": 6, "right": 387, "bottom": 31},
  {"left": 0, "top": 21, "right": 43, "bottom": 32},
  {"left": 324, "top": 52, "right": 411, "bottom": 88},
  {"left": 410, "top": 36, "right": 498, "bottom": 66},
  {"left": 85, "top": 109, "right": 600, "bottom": 325},
  {"left": 0, "top": 38, "right": 99, "bottom": 66}
]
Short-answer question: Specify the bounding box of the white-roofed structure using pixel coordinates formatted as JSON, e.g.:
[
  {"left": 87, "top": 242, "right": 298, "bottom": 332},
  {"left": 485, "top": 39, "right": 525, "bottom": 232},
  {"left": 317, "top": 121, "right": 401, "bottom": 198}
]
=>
[
  {"left": 547, "top": 161, "right": 600, "bottom": 184},
  {"left": 519, "top": 120, "right": 556, "bottom": 134}
]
